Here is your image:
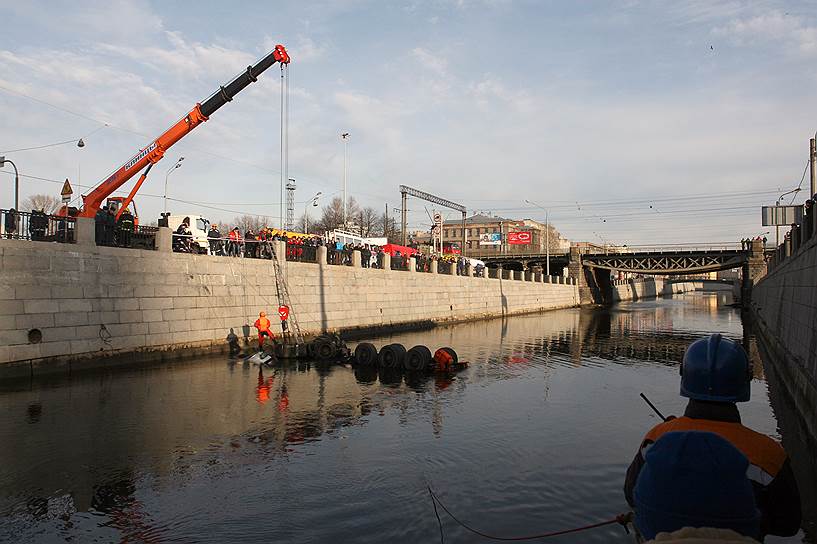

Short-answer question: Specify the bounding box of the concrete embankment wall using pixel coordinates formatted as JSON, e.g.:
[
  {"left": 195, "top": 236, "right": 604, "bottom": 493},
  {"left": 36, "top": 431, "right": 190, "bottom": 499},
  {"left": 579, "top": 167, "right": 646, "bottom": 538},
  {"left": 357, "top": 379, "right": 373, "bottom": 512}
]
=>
[
  {"left": 611, "top": 278, "right": 664, "bottom": 302},
  {"left": 0, "top": 240, "right": 578, "bottom": 377},
  {"left": 751, "top": 231, "right": 817, "bottom": 442},
  {"left": 608, "top": 278, "right": 698, "bottom": 302}
]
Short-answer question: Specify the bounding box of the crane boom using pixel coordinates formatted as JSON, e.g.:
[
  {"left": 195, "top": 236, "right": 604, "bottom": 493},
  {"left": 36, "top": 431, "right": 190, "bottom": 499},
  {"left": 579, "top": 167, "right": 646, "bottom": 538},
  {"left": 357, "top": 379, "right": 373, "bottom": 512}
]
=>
[{"left": 79, "top": 44, "right": 290, "bottom": 218}]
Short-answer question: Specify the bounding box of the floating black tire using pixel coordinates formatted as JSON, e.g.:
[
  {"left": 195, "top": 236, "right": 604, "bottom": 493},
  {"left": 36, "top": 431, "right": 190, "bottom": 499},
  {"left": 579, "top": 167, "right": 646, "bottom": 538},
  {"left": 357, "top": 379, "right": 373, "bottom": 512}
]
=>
[
  {"left": 315, "top": 339, "right": 337, "bottom": 361},
  {"left": 437, "top": 347, "right": 458, "bottom": 365},
  {"left": 379, "top": 343, "right": 407, "bottom": 369},
  {"left": 405, "top": 345, "right": 432, "bottom": 371},
  {"left": 354, "top": 343, "right": 378, "bottom": 366}
]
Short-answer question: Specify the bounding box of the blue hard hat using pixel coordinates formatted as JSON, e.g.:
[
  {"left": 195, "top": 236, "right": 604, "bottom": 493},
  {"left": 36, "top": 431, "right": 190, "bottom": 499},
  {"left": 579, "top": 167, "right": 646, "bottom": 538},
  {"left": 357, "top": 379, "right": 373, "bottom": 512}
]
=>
[
  {"left": 634, "top": 431, "right": 761, "bottom": 541},
  {"left": 680, "top": 334, "right": 752, "bottom": 403}
]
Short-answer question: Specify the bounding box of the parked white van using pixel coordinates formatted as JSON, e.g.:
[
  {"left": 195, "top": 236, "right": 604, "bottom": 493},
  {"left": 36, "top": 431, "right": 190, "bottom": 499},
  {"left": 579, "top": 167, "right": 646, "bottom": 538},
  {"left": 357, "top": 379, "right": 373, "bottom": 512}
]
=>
[{"left": 167, "top": 214, "right": 211, "bottom": 254}]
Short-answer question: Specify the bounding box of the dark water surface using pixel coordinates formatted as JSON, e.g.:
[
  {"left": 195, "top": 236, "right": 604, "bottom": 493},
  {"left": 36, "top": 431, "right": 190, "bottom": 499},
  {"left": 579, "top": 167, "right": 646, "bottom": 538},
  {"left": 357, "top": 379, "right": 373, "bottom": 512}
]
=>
[{"left": 1, "top": 292, "right": 813, "bottom": 543}]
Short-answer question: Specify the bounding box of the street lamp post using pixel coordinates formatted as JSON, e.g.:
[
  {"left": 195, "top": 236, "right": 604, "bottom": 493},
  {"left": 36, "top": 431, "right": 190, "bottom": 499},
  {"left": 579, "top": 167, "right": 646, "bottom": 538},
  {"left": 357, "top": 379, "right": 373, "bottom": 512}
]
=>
[
  {"left": 775, "top": 188, "right": 801, "bottom": 247},
  {"left": 0, "top": 157, "right": 19, "bottom": 211},
  {"left": 304, "top": 191, "right": 322, "bottom": 234},
  {"left": 341, "top": 132, "right": 350, "bottom": 227},
  {"left": 524, "top": 198, "right": 550, "bottom": 276},
  {"left": 164, "top": 157, "right": 184, "bottom": 214}
]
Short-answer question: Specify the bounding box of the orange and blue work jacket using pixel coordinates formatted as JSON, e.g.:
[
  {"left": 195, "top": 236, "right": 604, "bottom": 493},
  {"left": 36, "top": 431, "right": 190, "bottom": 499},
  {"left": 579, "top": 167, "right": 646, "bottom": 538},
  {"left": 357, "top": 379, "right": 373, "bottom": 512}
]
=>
[{"left": 624, "top": 400, "right": 801, "bottom": 538}]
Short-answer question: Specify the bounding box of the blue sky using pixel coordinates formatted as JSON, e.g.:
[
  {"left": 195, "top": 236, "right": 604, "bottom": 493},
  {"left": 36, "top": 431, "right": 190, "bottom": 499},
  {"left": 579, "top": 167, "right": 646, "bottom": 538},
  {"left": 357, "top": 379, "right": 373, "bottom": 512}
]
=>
[{"left": 1, "top": 0, "right": 816, "bottom": 244}]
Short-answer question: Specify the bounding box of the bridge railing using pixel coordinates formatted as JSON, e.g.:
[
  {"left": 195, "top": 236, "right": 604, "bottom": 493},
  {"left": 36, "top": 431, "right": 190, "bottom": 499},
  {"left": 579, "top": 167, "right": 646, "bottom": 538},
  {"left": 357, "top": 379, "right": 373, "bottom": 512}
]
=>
[
  {"left": 768, "top": 201, "right": 816, "bottom": 273},
  {"left": 615, "top": 243, "right": 743, "bottom": 253}
]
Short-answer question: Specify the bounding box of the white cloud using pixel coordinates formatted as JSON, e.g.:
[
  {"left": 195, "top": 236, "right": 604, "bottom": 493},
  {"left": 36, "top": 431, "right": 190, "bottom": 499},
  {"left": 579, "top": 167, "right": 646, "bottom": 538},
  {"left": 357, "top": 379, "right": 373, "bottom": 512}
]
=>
[
  {"left": 262, "top": 34, "right": 328, "bottom": 64},
  {"left": 411, "top": 47, "right": 448, "bottom": 76},
  {"left": 712, "top": 10, "right": 817, "bottom": 57},
  {"left": 98, "top": 31, "right": 256, "bottom": 81}
]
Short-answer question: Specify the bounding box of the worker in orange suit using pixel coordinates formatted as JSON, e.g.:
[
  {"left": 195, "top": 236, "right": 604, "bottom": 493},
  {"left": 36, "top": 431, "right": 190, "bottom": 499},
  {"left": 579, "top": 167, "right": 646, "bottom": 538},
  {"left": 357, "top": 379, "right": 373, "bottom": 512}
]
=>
[
  {"left": 433, "top": 348, "right": 454, "bottom": 372},
  {"left": 253, "top": 311, "right": 275, "bottom": 351}
]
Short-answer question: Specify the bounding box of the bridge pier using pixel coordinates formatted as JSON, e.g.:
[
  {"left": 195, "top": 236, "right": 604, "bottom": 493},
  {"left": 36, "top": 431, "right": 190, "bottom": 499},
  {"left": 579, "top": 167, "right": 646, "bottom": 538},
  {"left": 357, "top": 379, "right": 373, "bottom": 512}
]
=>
[
  {"left": 568, "top": 247, "right": 613, "bottom": 305},
  {"left": 740, "top": 239, "right": 767, "bottom": 307}
]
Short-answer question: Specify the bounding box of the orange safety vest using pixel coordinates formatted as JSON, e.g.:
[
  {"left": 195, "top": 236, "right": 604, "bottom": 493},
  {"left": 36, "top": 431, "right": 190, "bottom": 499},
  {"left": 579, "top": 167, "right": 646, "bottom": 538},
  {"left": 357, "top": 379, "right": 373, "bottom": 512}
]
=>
[
  {"left": 254, "top": 317, "right": 272, "bottom": 333},
  {"left": 642, "top": 416, "right": 787, "bottom": 484}
]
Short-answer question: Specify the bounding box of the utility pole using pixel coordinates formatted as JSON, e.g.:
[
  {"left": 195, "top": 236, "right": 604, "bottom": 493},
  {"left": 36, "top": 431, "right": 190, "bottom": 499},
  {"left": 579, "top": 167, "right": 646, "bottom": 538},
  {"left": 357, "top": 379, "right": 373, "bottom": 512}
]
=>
[
  {"left": 461, "top": 211, "right": 467, "bottom": 257},
  {"left": 384, "top": 203, "right": 388, "bottom": 241},
  {"left": 545, "top": 209, "right": 550, "bottom": 276},
  {"left": 401, "top": 189, "right": 407, "bottom": 246},
  {"left": 341, "top": 132, "right": 350, "bottom": 227},
  {"left": 810, "top": 137, "right": 816, "bottom": 200}
]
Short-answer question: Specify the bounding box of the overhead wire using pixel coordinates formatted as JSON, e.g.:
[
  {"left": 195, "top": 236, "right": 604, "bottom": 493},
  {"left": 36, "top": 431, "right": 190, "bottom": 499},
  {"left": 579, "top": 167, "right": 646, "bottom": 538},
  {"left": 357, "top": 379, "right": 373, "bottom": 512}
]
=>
[
  {"left": 789, "top": 159, "right": 810, "bottom": 204},
  {"left": 0, "top": 125, "right": 108, "bottom": 154}
]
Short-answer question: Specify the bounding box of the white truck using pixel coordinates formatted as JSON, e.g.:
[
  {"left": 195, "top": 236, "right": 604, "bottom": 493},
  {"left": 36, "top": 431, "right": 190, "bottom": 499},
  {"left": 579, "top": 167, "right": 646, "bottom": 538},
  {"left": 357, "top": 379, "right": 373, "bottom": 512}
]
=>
[{"left": 166, "top": 214, "right": 212, "bottom": 254}]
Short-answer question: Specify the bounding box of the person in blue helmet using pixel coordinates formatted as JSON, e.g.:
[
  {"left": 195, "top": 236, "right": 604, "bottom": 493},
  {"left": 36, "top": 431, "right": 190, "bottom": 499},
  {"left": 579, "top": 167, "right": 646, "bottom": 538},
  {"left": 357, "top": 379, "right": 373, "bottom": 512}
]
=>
[
  {"left": 624, "top": 333, "right": 801, "bottom": 539},
  {"left": 634, "top": 431, "right": 761, "bottom": 541}
]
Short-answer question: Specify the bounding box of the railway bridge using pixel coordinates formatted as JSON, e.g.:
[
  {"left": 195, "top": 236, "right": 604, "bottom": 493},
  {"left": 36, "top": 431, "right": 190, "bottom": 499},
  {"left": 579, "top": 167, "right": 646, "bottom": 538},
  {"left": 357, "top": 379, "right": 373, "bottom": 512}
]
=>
[{"left": 481, "top": 241, "right": 766, "bottom": 305}]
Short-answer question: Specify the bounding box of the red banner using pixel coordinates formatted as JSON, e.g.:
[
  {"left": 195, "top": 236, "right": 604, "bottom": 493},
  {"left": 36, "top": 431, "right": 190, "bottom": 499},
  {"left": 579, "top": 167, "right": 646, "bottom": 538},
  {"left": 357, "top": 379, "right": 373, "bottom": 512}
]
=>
[{"left": 508, "top": 231, "right": 532, "bottom": 245}]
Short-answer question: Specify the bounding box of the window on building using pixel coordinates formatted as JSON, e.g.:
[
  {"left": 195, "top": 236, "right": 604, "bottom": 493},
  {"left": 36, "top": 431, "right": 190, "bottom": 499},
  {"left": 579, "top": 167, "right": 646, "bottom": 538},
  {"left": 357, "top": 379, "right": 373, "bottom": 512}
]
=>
[{"left": 444, "top": 229, "right": 449, "bottom": 238}]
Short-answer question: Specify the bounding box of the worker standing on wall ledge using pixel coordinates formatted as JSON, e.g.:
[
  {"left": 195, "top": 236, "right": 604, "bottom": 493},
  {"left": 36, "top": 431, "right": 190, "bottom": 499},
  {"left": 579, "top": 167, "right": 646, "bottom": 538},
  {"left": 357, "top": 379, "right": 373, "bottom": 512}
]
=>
[
  {"left": 624, "top": 334, "right": 801, "bottom": 540},
  {"left": 253, "top": 312, "right": 275, "bottom": 351}
]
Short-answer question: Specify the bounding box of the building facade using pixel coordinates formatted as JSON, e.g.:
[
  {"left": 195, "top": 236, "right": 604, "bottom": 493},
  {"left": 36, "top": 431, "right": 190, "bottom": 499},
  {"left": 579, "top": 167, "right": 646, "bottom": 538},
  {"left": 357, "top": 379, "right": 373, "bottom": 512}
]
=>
[{"left": 440, "top": 214, "right": 568, "bottom": 257}]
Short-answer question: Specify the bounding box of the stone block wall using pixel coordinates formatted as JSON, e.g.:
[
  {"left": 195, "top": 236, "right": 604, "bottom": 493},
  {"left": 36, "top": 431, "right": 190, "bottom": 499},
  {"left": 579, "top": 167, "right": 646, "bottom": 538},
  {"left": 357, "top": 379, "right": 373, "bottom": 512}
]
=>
[
  {"left": 0, "top": 240, "right": 579, "bottom": 375},
  {"left": 751, "top": 231, "right": 817, "bottom": 440}
]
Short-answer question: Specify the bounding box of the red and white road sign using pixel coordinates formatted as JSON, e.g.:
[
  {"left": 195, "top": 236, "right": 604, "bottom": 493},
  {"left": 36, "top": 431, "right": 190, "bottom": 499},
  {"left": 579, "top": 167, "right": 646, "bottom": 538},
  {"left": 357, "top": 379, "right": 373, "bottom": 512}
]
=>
[{"left": 278, "top": 305, "right": 289, "bottom": 321}]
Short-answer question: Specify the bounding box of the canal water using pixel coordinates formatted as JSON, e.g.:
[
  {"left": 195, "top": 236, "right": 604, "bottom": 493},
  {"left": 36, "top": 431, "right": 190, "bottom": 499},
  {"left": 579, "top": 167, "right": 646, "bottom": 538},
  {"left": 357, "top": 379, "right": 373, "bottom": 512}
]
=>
[{"left": 0, "top": 292, "right": 813, "bottom": 543}]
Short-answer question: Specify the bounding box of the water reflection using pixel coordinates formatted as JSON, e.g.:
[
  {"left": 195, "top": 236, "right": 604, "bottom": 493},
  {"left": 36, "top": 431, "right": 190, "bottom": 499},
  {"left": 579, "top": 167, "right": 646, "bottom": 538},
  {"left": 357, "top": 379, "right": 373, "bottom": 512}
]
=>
[{"left": 0, "top": 291, "right": 810, "bottom": 543}]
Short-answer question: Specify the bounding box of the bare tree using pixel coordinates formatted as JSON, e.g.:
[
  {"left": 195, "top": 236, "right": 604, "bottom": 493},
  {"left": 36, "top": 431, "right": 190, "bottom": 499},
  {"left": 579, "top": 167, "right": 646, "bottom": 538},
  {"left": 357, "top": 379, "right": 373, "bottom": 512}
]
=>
[
  {"left": 22, "top": 194, "right": 60, "bottom": 214},
  {"left": 358, "top": 206, "right": 379, "bottom": 237},
  {"left": 378, "top": 212, "right": 399, "bottom": 242},
  {"left": 314, "top": 196, "right": 360, "bottom": 233},
  {"left": 232, "top": 214, "right": 271, "bottom": 234}
]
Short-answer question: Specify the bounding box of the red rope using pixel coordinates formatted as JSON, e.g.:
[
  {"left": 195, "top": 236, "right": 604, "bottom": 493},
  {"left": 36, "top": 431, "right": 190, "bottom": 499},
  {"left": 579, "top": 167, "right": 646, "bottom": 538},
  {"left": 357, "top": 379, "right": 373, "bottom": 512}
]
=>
[{"left": 427, "top": 486, "right": 631, "bottom": 542}]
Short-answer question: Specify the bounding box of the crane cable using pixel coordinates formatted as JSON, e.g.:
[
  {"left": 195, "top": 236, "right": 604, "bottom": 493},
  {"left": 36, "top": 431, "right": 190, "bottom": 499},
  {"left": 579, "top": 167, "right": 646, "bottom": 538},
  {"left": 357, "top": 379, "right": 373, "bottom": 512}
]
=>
[{"left": 427, "top": 486, "right": 632, "bottom": 543}]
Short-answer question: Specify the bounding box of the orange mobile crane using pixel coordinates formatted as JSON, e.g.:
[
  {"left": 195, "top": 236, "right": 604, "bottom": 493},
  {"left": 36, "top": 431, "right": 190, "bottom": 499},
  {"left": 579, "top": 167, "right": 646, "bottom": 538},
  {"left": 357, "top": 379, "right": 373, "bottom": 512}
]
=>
[{"left": 77, "top": 44, "right": 290, "bottom": 221}]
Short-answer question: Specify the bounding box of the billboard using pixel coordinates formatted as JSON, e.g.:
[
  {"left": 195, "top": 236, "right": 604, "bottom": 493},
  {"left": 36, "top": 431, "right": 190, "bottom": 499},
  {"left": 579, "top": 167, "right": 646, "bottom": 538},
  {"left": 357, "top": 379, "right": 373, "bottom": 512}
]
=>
[
  {"left": 761, "top": 205, "right": 804, "bottom": 226},
  {"left": 479, "top": 233, "right": 501, "bottom": 246},
  {"left": 508, "top": 231, "right": 532, "bottom": 245}
]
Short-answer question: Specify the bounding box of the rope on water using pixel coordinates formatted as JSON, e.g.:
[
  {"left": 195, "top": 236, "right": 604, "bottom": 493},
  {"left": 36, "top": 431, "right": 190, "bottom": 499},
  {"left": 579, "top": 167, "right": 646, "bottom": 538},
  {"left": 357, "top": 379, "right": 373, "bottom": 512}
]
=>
[{"left": 427, "top": 485, "right": 632, "bottom": 542}]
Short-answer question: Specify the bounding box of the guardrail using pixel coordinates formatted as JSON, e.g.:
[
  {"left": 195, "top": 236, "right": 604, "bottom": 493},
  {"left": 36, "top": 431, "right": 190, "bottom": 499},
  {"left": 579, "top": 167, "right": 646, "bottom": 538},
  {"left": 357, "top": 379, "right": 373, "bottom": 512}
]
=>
[
  {"left": 1, "top": 209, "right": 76, "bottom": 243},
  {"left": 615, "top": 243, "right": 743, "bottom": 253},
  {"left": 286, "top": 242, "right": 317, "bottom": 263}
]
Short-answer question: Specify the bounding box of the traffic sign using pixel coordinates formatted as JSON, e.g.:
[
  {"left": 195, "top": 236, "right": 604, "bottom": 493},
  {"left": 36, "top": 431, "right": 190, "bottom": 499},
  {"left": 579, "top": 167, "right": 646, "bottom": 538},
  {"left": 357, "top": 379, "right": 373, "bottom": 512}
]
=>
[
  {"left": 278, "top": 305, "right": 290, "bottom": 321},
  {"left": 61, "top": 179, "right": 73, "bottom": 203}
]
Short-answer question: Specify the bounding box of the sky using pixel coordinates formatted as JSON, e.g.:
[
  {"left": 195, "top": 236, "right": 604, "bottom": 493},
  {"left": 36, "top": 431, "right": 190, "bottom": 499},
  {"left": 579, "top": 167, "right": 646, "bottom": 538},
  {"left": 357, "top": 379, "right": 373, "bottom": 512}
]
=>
[{"left": 1, "top": 0, "right": 816, "bottom": 245}]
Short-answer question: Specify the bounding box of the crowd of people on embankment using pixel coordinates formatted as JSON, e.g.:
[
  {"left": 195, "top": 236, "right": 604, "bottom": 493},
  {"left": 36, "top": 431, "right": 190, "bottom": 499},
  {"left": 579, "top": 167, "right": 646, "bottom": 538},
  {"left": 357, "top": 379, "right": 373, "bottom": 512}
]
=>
[{"left": 170, "top": 218, "right": 483, "bottom": 274}]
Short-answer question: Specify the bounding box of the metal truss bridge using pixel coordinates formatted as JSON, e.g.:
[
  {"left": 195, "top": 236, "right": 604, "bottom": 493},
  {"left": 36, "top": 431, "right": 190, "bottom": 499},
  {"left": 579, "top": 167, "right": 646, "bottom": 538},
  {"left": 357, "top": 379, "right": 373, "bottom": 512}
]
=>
[
  {"left": 480, "top": 243, "right": 748, "bottom": 275},
  {"left": 581, "top": 244, "right": 747, "bottom": 275}
]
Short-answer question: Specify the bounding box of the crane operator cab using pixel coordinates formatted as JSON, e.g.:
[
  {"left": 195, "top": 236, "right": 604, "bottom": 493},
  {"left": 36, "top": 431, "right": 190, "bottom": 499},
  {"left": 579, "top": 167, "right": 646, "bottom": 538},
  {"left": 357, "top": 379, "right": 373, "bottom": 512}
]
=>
[{"left": 105, "top": 197, "right": 139, "bottom": 227}]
